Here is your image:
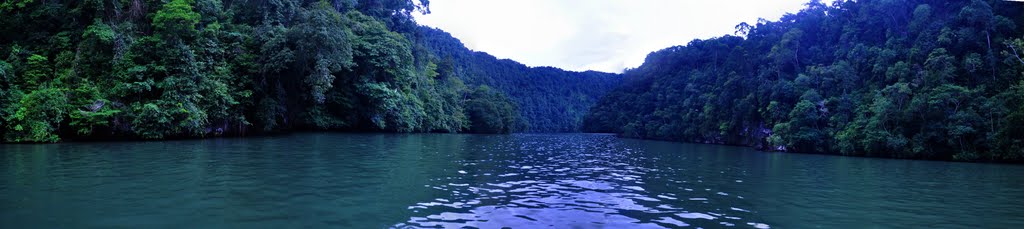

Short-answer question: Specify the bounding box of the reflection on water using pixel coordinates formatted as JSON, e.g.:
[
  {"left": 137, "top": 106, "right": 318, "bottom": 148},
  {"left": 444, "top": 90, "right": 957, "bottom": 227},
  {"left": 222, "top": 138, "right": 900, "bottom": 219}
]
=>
[
  {"left": 2, "top": 133, "right": 1024, "bottom": 228},
  {"left": 395, "top": 134, "right": 766, "bottom": 228}
]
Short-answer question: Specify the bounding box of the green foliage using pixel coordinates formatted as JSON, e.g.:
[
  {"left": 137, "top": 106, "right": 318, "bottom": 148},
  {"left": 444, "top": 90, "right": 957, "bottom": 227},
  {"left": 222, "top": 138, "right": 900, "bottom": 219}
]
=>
[
  {"left": 416, "top": 27, "right": 621, "bottom": 132},
  {"left": 0, "top": 60, "right": 14, "bottom": 139},
  {"left": 584, "top": 0, "right": 1024, "bottom": 162},
  {"left": 770, "top": 91, "right": 828, "bottom": 153},
  {"left": 0, "top": 60, "right": 11, "bottom": 83},
  {"left": 422, "top": 76, "right": 470, "bottom": 132},
  {"left": 465, "top": 86, "right": 522, "bottom": 134},
  {"left": 357, "top": 82, "right": 423, "bottom": 132},
  {"left": 5, "top": 88, "right": 67, "bottom": 142},
  {"left": 995, "top": 80, "right": 1024, "bottom": 159},
  {"left": 128, "top": 102, "right": 173, "bottom": 139},
  {"left": 0, "top": 0, "right": 618, "bottom": 143},
  {"left": 67, "top": 81, "right": 119, "bottom": 136},
  {"left": 0, "top": 0, "right": 33, "bottom": 12},
  {"left": 290, "top": 1, "right": 354, "bottom": 104},
  {"left": 153, "top": 0, "right": 201, "bottom": 37},
  {"left": 22, "top": 54, "right": 49, "bottom": 88},
  {"left": 83, "top": 19, "right": 115, "bottom": 44}
]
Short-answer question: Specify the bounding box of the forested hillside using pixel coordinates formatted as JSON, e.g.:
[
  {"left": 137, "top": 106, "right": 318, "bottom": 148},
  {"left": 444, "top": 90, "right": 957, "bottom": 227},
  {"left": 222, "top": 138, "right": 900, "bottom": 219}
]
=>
[
  {"left": 584, "top": 0, "right": 1024, "bottom": 161},
  {"left": 414, "top": 27, "right": 621, "bottom": 132},
  {"left": 0, "top": 0, "right": 619, "bottom": 142}
]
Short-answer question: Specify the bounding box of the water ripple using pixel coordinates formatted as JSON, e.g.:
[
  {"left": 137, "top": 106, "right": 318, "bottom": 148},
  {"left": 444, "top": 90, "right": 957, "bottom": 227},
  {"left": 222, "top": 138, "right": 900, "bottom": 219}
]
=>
[
  {"left": 396, "top": 134, "right": 765, "bottom": 228},
  {"left": 2, "top": 133, "right": 1023, "bottom": 228}
]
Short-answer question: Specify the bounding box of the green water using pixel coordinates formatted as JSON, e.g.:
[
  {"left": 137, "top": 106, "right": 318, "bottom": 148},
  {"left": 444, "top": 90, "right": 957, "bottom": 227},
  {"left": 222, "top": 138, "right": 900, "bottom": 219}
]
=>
[{"left": 1, "top": 133, "right": 1022, "bottom": 228}]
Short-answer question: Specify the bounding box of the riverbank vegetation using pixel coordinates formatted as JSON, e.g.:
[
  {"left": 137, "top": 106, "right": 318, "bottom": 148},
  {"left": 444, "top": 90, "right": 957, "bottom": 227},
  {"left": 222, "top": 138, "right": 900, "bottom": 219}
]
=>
[
  {"left": 6, "top": 0, "right": 1020, "bottom": 163},
  {"left": 0, "top": 0, "right": 619, "bottom": 142},
  {"left": 584, "top": 0, "right": 1024, "bottom": 162}
]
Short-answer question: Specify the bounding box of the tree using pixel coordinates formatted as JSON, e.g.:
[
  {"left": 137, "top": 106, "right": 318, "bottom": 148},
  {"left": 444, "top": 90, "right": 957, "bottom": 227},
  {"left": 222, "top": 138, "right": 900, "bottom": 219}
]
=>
[
  {"left": 0, "top": 0, "right": 620, "bottom": 142},
  {"left": 0, "top": 0, "right": 33, "bottom": 12},
  {"left": 770, "top": 90, "right": 827, "bottom": 153},
  {"left": 22, "top": 54, "right": 49, "bottom": 89},
  {"left": 583, "top": 0, "right": 1024, "bottom": 162},
  {"left": 465, "top": 86, "right": 521, "bottom": 134},
  {"left": 5, "top": 88, "right": 67, "bottom": 142},
  {"left": 290, "top": 1, "right": 354, "bottom": 104},
  {"left": 153, "top": 0, "right": 201, "bottom": 39}
]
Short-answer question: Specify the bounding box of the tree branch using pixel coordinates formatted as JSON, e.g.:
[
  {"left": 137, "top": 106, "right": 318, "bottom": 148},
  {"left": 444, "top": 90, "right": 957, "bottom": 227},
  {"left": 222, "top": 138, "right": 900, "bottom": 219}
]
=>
[{"left": 1009, "top": 42, "right": 1024, "bottom": 66}]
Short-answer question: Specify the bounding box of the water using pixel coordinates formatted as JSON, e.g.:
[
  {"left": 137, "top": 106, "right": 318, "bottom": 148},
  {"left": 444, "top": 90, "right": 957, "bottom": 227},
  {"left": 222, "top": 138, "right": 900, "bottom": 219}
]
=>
[{"left": 2, "top": 133, "right": 1023, "bottom": 228}]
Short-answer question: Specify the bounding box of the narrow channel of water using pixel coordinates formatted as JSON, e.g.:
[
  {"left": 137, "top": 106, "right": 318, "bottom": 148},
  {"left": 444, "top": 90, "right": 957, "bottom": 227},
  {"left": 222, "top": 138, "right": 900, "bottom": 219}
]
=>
[{"left": 2, "top": 133, "right": 1022, "bottom": 228}]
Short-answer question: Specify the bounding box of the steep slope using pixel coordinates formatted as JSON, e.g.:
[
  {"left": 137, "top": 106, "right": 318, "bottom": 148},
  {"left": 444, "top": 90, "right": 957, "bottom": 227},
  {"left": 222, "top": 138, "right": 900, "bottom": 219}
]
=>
[
  {"left": 584, "top": 0, "right": 1024, "bottom": 161},
  {"left": 413, "top": 27, "right": 621, "bottom": 132},
  {"left": 0, "top": 0, "right": 619, "bottom": 142}
]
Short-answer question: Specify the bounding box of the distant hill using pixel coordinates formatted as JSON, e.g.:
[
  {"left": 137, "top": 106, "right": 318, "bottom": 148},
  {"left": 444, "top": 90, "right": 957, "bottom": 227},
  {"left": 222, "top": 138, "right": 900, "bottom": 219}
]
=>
[{"left": 414, "top": 27, "right": 621, "bottom": 132}]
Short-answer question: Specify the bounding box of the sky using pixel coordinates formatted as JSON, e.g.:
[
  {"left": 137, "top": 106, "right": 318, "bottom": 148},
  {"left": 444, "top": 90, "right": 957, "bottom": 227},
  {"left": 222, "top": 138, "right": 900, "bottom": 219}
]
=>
[{"left": 413, "top": 0, "right": 826, "bottom": 73}]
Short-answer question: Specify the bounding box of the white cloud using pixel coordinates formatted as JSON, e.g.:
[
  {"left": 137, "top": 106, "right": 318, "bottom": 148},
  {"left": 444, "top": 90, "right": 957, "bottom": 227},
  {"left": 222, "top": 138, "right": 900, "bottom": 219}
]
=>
[{"left": 415, "top": 0, "right": 825, "bottom": 73}]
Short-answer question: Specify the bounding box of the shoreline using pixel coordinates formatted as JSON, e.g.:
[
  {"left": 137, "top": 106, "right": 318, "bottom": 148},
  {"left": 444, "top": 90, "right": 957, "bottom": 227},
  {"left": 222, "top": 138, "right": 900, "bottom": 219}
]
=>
[{"left": 5, "top": 131, "right": 1021, "bottom": 164}]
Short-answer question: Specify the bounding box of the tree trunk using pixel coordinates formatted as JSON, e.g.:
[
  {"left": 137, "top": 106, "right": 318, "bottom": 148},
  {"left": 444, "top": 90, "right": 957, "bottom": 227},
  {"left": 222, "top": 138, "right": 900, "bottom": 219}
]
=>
[{"left": 986, "top": 30, "right": 995, "bottom": 81}]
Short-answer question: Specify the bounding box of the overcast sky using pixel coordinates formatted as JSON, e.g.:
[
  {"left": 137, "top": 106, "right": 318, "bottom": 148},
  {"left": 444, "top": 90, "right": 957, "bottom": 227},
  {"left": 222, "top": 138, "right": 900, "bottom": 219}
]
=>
[{"left": 414, "top": 0, "right": 825, "bottom": 73}]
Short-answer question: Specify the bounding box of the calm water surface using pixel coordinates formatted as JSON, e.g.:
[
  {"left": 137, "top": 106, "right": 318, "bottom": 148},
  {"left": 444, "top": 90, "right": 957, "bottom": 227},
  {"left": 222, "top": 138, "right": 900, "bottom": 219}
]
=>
[{"left": 2, "top": 133, "right": 1023, "bottom": 228}]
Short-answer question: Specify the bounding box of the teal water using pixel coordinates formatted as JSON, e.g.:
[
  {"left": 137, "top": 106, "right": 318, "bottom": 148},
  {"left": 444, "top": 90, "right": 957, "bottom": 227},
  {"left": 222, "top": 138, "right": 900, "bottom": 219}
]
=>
[{"left": 1, "top": 133, "right": 1023, "bottom": 228}]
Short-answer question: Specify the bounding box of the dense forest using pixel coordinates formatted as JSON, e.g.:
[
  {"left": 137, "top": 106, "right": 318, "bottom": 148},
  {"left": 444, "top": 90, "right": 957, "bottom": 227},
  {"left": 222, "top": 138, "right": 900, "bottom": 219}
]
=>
[
  {"left": 414, "top": 27, "right": 621, "bottom": 132},
  {"left": 584, "top": 0, "right": 1024, "bottom": 162},
  {"left": 5, "top": 0, "right": 1020, "bottom": 163},
  {"left": 0, "top": 0, "right": 619, "bottom": 142}
]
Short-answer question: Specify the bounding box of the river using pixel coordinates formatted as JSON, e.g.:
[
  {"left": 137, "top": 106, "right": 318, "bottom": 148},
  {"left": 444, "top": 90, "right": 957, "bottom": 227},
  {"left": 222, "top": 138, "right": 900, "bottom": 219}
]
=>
[{"left": 2, "top": 133, "right": 1022, "bottom": 228}]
